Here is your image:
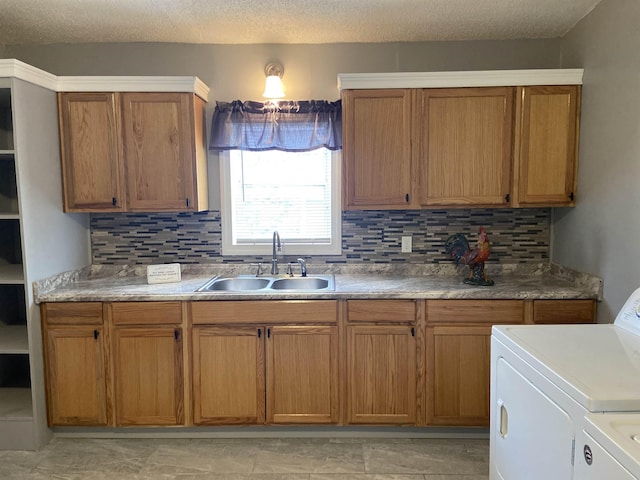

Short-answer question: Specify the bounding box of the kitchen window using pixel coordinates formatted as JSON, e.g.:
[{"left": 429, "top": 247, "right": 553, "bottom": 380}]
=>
[
  {"left": 210, "top": 99, "right": 343, "bottom": 256},
  {"left": 220, "top": 148, "right": 341, "bottom": 255}
]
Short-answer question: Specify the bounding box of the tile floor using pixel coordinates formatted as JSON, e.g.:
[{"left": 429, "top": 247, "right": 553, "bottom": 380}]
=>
[{"left": 0, "top": 437, "right": 489, "bottom": 479}]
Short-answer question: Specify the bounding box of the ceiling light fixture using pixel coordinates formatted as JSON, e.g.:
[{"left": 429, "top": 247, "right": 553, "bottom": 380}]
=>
[{"left": 262, "top": 62, "right": 285, "bottom": 99}]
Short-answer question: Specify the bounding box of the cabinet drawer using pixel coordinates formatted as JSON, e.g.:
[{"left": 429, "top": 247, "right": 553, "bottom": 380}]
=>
[
  {"left": 347, "top": 300, "right": 416, "bottom": 323},
  {"left": 533, "top": 300, "right": 596, "bottom": 324},
  {"left": 43, "top": 302, "right": 103, "bottom": 325},
  {"left": 191, "top": 301, "right": 338, "bottom": 325},
  {"left": 111, "top": 301, "right": 182, "bottom": 325},
  {"left": 427, "top": 300, "right": 524, "bottom": 324}
]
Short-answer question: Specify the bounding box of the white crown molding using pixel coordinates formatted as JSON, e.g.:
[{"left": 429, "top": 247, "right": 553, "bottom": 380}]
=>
[
  {"left": 57, "top": 76, "right": 210, "bottom": 99},
  {"left": 0, "top": 59, "right": 59, "bottom": 90},
  {"left": 0, "top": 59, "right": 210, "bottom": 99},
  {"left": 337, "top": 69, "right": 584, "bottom": 90}
]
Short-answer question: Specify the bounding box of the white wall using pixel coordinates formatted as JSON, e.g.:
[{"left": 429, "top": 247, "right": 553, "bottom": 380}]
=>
[{"left": 556, "top": 0, "right": 640, "bottom": 322}]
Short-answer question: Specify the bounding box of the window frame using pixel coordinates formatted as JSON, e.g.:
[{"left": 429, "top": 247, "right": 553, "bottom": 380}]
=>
[{"left": 219, "top": 149, "right": 342, "bottom": 256}]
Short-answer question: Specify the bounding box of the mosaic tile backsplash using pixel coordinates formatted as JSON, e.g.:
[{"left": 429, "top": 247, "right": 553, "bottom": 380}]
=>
[{"left": 91, "top": 209, "right": 550, "bottom": 265}]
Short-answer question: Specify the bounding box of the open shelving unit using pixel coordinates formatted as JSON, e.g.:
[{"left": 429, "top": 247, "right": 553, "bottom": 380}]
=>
[
  {"left": 0, "top": 65, "right": 90, "bottom": 450},
  {"left": 0, "top": 83, "right": 33, "bottom": 445}
]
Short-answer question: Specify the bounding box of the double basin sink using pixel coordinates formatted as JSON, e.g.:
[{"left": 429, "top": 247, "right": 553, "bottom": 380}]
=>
[{"left": 196, "top": 275, "right": 335, "bottom": 292}]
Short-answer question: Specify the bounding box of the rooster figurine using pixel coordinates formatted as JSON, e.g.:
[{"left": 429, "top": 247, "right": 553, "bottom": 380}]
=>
[{"left": 445, "top": 227, "right": 495, "bottom": 286}]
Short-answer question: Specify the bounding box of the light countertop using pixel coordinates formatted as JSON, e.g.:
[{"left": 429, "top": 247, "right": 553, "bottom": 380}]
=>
[{"left": 34, "top": 263, "right": 602, "bottom": 303}]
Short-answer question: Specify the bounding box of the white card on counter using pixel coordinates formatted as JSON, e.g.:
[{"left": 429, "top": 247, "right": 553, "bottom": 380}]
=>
[{"left": 146, "top": 263, "right": 182, "bottom": 284}]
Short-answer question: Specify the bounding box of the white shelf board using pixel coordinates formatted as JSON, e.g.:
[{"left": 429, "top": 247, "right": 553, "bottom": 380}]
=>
[
  {"left": 0, "top": 213, "right": 19, "bottom": 220},
  {"left": 0, "top": 150, "right": 15, "bottom": 157},
  {"left": 0, "top": 388, "right": 33, "bottom": 419},
  {"left": 0, "top": 325, "right": 29, "bottom": 354},
  {"left": 0, "top": 265, "right": 24, "bottom": 284}
]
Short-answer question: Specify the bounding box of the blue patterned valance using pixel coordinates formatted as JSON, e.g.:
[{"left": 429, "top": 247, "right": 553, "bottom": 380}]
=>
[{"left": 209, "top": 100, "right": 342, "bottom": 152}]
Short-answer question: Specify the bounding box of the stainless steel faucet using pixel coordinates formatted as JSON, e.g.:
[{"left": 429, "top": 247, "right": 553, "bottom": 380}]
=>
[
  {"left": 271, "top": 231, "right": 281, "bottom": 274},
  {"left": 297, "top": 258, "right": 307, "bottom": 277}
]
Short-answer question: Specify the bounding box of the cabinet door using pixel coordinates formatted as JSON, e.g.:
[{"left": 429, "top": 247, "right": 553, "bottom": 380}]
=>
[
  {"left": 514, "top": 86, "right": 580, "bottom": 207},
  {"left": 342, "top": 89, "right": 414, "bottom": 209},
  {"left": 418, "top": 87, "right": 513, "bottom": 207},
  {"left": 121, "top": 92, "right": 197, "bottom": 212},
  {"left": 266, "top": 325, "right": 338, "bottom": 424},
  {"left": 347, "top": 325, "right": 416, "bottom": 424},
  {"left": 427, "top": 325, "right": 491, "bottom": 426},
  {"left": 58, "top": 92, "right": 124, "bottom": 212},
  {"left": 113, "top": 326, "right": 184, "bottom": 426},
  {"left": 192, "top": 326, "right": 265, "bottom": 425},
  {"left": 44, "top": 326, "right": 107, "bottom": 426}
]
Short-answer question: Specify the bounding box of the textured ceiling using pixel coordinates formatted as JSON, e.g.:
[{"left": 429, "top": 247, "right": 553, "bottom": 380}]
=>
[{"left": 0, "top": 0, "right": 602, "bottom": 46}]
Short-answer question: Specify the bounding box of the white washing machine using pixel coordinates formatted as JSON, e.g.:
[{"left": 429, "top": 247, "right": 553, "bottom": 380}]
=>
[
  {"left": 490, "top": 287, "right": 640, "bottom": 480},
  {"left": 575, "top": 413, "right": 640, "bottom": 479}
]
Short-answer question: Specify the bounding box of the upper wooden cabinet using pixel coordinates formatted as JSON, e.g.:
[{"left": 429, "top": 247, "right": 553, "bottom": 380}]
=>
[
  {"left": 58, "top": 92, "right": 123, "bottom": 212},
  {"left": 341, "top": 82, "right": 581, "bottom": 210},
  {"left": 513, "top": 86, "right": 581, "bottom": 207},
  {"left": 417, "top": 87, "right": 513, "bottom": 207},
  {"left": 58, "top": 91, "right": 208, "bottom": 213},
  {"left": 342, "top": 89, "right": 414, "bottom": 209}
]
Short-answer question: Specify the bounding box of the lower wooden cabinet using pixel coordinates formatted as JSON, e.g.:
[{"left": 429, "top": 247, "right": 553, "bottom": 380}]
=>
[
  {"left": 267, "top": 325, "right": 338, "bottom": 424},
  {"left": 41, "top": 297, "right": 596, "bottom": 429},
  {"left": 42, "top": 302, "right": 108, "bottom": 426},
  {"left": 192, "top": 326, "right": 265, "bottom": 425},
  {"left": 112, "top": 326, "right": 184, "bottom": 426},
  {"left": 347, "top": 325, "right": 417, "bottom": 424},
  {"left": 425, "top": 299, "right": 596, "bottom": 427},
  {"left": 426, "top": 299, "right": 524, "bottom": 426},
  {"left": 44, "top": 325, "right": 108, "bottom": 426},
  {"left": 345, "top": 300, "right": 418, "bottom": 425},
  {"left": 191, "top": 301, "right": 339, "bottom": 426},
  {"left": 427, "top": 325, "right": 492, "bottom": 426}
]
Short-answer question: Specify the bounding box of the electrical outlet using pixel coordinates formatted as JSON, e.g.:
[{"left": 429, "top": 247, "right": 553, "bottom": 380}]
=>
[{"left": 401, "top": 235, "right": 412, "bottom": 253}]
